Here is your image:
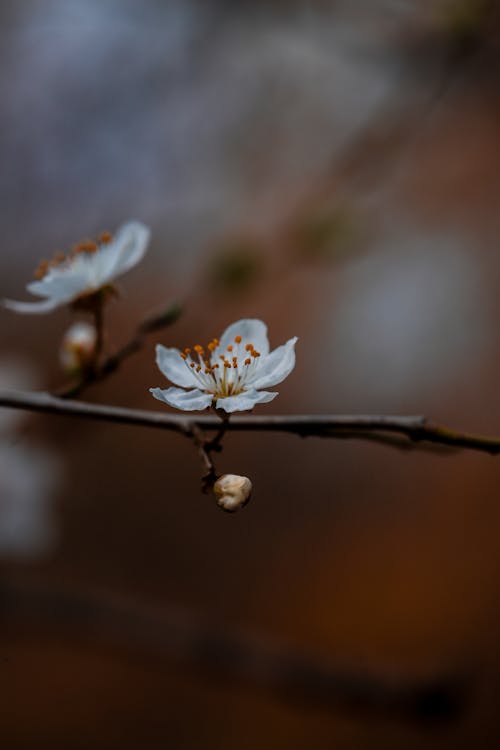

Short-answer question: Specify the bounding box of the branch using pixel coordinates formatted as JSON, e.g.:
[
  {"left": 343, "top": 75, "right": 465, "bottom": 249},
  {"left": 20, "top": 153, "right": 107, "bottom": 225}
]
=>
[
  {"left": 57, "top": 302, "right": 182, "bottom": 398},
  {"left": 0, "top": 389, "right": 499, "bottom": 455},
  {"left": 0, "top": 580, "right": 464, "bottom": 723}
]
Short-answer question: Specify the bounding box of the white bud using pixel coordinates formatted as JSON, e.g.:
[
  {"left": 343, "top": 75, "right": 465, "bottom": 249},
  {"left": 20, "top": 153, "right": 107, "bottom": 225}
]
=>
[
  {"left": 213, "top": 474, "right": 252, "bottom": 512},
  {"left": 60, "top": 322, "right": 97, "bottom": 374}
]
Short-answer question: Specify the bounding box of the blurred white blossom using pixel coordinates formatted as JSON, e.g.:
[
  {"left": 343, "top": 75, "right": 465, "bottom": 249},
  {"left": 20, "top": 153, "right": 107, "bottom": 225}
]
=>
[
  {"left": 0, "top": 359, "right": 61, "bottom": 559},
  {"left": 3, "top": 221, "right": 150, "bottom": 314},
  {"left": 60, "top": 321, "right": 97, "bottom": 375}
]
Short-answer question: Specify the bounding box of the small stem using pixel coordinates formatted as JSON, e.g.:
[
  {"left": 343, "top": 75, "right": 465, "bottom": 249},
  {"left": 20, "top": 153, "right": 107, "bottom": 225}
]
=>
[
  {"left": 191, "top": 424, "right": 218, "bottom": 492},
  {"left": 56, "top": 302, "right": 182, "bottom": 399}
]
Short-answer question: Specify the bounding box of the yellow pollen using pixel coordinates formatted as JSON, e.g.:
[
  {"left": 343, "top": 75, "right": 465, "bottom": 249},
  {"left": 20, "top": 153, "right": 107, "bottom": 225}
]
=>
[
  {"left": 207, "top": 342, "right": 216, "bottom": 352},
  {"left": 34, "top": 260, "right": 49, "bottom": 280},
  {"left": 194, "top": 344, "right": 204, "bottom": 354},
  {"left": 234, "top": 335, "right": 242, "bottom": 344},
  {"left": 52, "top": 251, "right": 66, "bottom": 265}
]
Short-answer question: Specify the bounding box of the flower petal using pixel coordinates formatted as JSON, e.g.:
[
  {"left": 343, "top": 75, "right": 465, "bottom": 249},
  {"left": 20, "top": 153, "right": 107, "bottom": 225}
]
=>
[
  {"left": 219, "top": 319, "right": 270, "bottom": 357},
  {"left": 99, "top": 221, "right": 151, "bottom": 284},
  {"left": 216, "top": 388, "right": 277, "bottom": 413},
  {"left": 2, "top": 297, "right": 64, "bottom": 314},
  {"left": 26, "top": 267, "right": 90, "bottom": 301},
  {"left": 155, "top": 344, "right": 199, "bottom": 388},
  {"left": 249, "top": 336, "right": 298, "bottom": 390},
  {"left": 150, "top": 386, "right": 213, "bottom": 411}
]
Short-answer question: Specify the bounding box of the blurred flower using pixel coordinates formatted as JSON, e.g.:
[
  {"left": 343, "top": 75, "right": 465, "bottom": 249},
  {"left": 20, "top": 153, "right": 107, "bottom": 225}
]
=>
[
  {"left": 60, "top": 321, "right": 97, "bottom": 375},
  {"left": 214, "top": 474, "right": 252, "bottom": 512},
  {"left": 0, "top": 441, "right": 60, "bottom": 559},
  {"left": 3, "top": 221, "right": 150, "bottom": 314},
  {"left": 0, "top": 358, "right": 61, "bottom": 559},
  {"left": 0, "top": 357, "right": 39, "bottom": 433},
  {"left": 151, "top": 318, "right": 297, "bottom": 413}
]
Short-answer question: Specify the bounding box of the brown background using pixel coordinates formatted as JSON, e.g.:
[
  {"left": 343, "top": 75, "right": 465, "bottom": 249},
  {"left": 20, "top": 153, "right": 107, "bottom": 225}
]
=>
[{"left": 0, "top": 1, "right": 500, "bottom": 748}]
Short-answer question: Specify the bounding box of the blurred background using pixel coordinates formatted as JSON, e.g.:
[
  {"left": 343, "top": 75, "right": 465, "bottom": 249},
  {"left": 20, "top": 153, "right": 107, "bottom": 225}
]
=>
[{"left": 0, "top": 0, "right": 500, "bottom": 747}]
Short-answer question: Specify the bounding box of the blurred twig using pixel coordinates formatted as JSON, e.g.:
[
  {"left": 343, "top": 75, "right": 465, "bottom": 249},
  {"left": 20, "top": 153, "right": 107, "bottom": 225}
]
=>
[
  {"left": 56, "top": 302, "right": 182, "bottom": 399},
  {"left": 0, "top": 389, "right": 499, "bottom": 455},
  {"left": 0, "top": 580, "right": 465, "bottom": 724}
]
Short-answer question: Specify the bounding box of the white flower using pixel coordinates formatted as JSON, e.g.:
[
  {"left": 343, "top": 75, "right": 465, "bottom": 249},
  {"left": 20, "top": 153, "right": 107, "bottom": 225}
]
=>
[
  {"left": 150, "top": 318, "right": 297, "bottom": 413},
  {"left": 3, "top": 220, "right": 150, "bottom": 314},
  {"left": 60, "top": 321, "right": 98, "bottom": 374}
]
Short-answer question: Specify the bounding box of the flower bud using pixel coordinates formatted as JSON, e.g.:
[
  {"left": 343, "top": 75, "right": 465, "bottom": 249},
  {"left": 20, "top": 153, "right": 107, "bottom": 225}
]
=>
[
  {"left": 60, "top": 322, "right": 97, "bottom": 374},
  {"left": 213, "top": 474, "right": 252, "bottom": 512}
]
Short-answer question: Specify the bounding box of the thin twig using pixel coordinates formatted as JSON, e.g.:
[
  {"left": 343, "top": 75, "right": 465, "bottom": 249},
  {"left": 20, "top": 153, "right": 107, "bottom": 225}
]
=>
[
  {"left": 57, "top": 302, "right": 182, "bottom": 398},
  {"left": 0, "top": 389, "right": 499, "bottom": 455}
]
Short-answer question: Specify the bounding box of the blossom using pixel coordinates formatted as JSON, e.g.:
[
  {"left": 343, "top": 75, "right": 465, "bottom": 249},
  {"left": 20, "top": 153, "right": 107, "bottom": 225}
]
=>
[
  {"left": 3, "top": 220, "right": 150, "bottom": 314},
  {"left": 214, "top": 474, "right": 252, "bottom": 512},
  {"left": 150, "top": 318, "right": 297, "bottom": 413},
  {"left": 60, "top": 321, "right": 97, "bottom": 374}
]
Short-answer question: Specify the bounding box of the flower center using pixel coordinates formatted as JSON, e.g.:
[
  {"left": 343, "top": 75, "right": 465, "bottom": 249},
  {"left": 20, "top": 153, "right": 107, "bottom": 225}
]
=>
[
  {"left": 179, "top": 334, "right": 261, "bottom": 398},
  {"left": 33, "top": 231, "right": 113, "bottom": 280}
]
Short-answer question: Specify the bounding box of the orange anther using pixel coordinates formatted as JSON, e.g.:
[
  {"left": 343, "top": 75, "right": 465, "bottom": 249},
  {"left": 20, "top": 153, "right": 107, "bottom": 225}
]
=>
[
  {"left": 234, "top": 335, "right": 242, "bottom": 344},
  {"left": 180, "top": 352, "right": 187, "bottom": 360},
  {"left": 226, "top": 345, "right": 233, "bottom": 352},
  {"left": 99, "top": 231, "right": 113, "bottom": 244},
  {"left": 244, "top": 358, "right": 251, "bottom": 366},
  {"left": 245, "top": 343, "right": 253, "bottom": 352}
]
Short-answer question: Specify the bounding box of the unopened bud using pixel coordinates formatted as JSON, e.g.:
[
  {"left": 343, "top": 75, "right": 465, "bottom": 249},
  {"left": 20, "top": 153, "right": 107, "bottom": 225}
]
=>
[
  {"left": 60, "top": 322, "right": 97, "bottom": 374},
  {"left": 213, "top": 474, "right": 252, "bottom": 512}
]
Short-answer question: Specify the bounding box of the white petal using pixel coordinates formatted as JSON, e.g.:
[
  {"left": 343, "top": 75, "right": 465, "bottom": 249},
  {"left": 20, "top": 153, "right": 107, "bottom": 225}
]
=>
[
  {"left": 150, "top": 386, "right": 213, "bottom": 411},
  {"left": 216, "top": 388, "right": 278, "bottom": 413},
  {"left": 155, "top": 344, "right": 199, "bottom": 388},
  {"left": 27, "top": 268, "right": 90, "bottom": 301},
  {"left": 249, "top": 336, "right": 298, "bottom": 390},
  {"left": 2, "top": 297, "right": 63, "bottom": 314},
  {"left": 99, "top": 221, "right": 150, "bottom": 284},
  {"left": 219, "top": 319, "right": 270, "bottom": 357}
]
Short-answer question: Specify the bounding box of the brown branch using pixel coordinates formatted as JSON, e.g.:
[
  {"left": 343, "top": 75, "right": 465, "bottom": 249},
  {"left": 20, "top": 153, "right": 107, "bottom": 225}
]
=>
[
  {"left": 57, "top": 302, "right": 182, "bottom": 398},
  {"left": 0, "top": 580, "right": 464, "bottom": 723},
  {"left": 0, "top": 389, "right": 499, "bottom": 455}
]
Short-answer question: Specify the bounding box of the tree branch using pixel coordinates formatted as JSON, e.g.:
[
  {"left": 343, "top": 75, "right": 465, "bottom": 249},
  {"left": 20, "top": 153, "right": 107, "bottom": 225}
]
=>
[
  {"left": 57, "top": 302, "right": 182, "bottom": 399},
  {"left": 0, "top": 580, "right": 464, "bottom": 723},
  {"left": 0, "top": 389, "right": 499, "bottom": 454}
]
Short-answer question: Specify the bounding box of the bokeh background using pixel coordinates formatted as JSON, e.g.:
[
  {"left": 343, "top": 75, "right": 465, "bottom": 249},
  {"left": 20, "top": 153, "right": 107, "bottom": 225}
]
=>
[{"left": 0, "top": 0, "right": 500, "bottom": 747}]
